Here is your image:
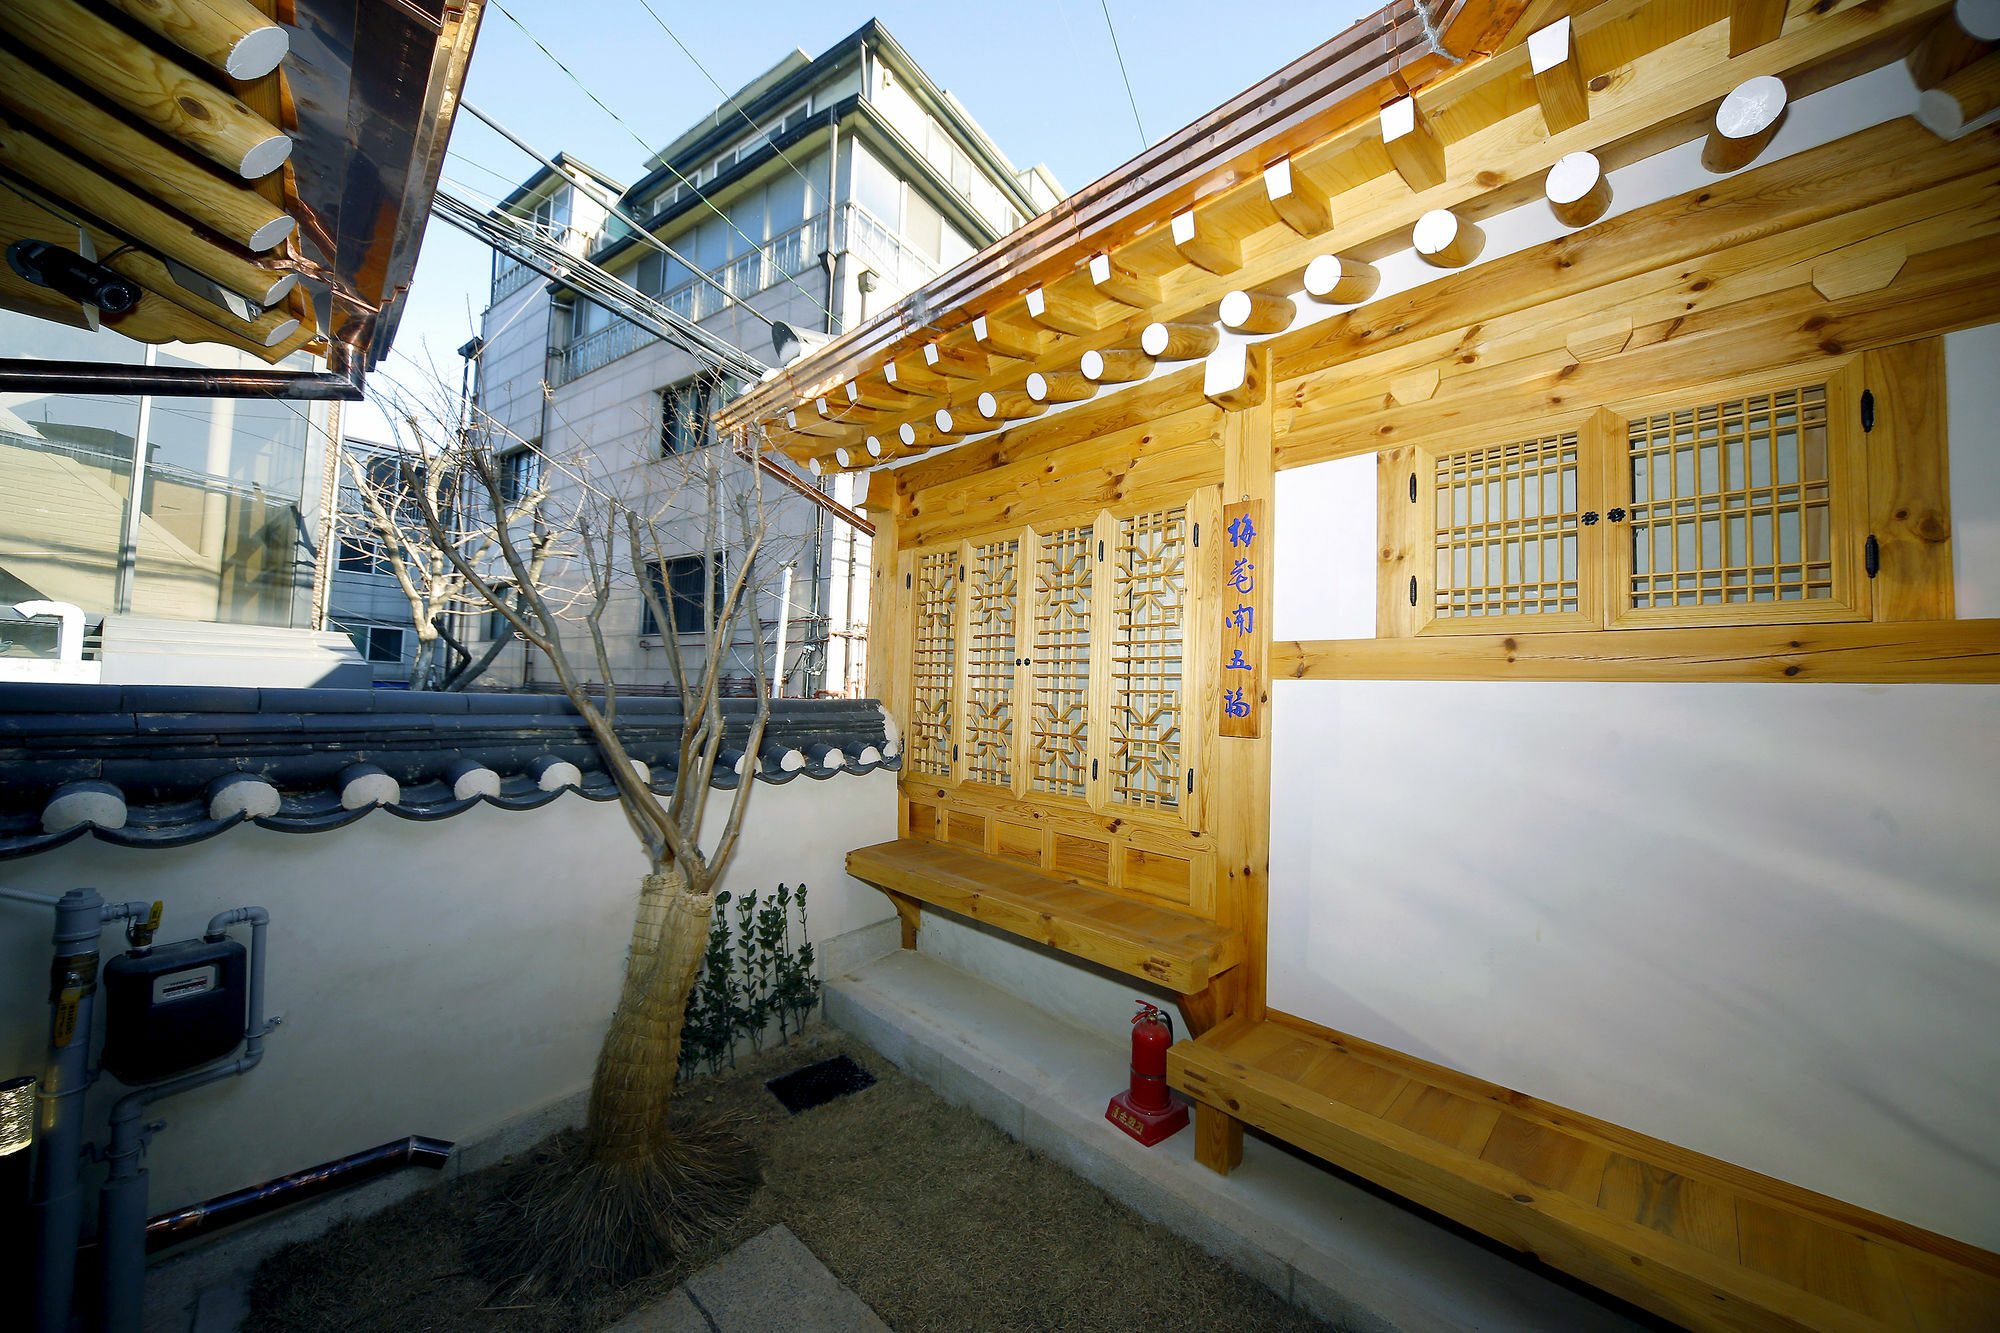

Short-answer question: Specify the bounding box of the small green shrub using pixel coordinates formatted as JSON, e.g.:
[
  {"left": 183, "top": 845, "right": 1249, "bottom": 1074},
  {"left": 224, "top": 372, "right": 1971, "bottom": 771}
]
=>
[{"left": 678, "top": 883, "right": 820, "bottom": 1080}]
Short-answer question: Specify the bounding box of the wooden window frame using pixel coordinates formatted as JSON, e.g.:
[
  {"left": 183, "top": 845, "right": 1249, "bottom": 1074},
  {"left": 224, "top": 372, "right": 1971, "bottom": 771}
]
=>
[
  {"left": 1392, "top": 355, "right": 1908, "bottom": 640},
  {"left": 898, "top": 489, "right": 1212, "bottom": 837}
]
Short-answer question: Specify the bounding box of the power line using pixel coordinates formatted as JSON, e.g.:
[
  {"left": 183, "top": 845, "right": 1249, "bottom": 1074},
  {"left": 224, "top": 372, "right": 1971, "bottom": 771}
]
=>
[
  {"left": 486, "top": 1, "right": 834, "bottom": 327},
  {"left": 1099, "top": 0, "right": 1147, "bottom": 151}
]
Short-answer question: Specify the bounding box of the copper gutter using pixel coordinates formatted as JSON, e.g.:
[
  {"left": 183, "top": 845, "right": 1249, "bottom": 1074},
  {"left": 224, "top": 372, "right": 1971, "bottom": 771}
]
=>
[{"left": 720, "top": 0, "right": 1527, "bottom": 430}]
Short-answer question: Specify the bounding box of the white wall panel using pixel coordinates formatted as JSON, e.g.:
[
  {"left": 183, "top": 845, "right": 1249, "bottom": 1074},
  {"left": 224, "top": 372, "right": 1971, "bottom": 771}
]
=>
[{"left": 1268, "top": 678, "right": 2000, "bottom": 1249}]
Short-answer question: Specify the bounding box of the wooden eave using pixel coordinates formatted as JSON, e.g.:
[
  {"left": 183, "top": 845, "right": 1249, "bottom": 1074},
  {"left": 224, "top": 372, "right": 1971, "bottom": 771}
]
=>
[
  {"left": 717, "top": 0, "right": 1528, "bottom": 445},
  {"left": 725, "top": 0, "right": 1977, "bottom": 478}
]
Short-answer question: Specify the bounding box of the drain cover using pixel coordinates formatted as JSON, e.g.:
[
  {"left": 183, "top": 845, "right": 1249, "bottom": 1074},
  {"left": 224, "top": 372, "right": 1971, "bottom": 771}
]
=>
[{"left": 765, "top": 1054, "right": 877, "bottom": 1114}]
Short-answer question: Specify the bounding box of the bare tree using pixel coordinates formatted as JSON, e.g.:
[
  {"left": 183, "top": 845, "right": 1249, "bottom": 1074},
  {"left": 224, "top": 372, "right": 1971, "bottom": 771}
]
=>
[
  {"left": 337, "top": 426, "right": 554, "bottom": 691},
  {"left": 388, "top": 384, "right": 781, "bottom": 1295}
]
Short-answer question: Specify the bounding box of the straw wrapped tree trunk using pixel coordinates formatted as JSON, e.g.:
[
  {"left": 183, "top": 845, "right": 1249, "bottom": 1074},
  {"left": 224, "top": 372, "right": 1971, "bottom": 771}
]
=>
[{"left": 400, "top": 399, "right": 778, "bottom": 1295}]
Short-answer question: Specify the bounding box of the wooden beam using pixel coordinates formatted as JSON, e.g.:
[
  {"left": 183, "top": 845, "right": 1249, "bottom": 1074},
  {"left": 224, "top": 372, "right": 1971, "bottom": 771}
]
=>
[
  {"left": 1204, "top": 342, "right": 1266, "bottom": 410},
  {"left": 1529, "top": 18, "right": 1591, "bottom": 135},
  {"left": 1917, "top": 50, "right": 2000, "bottom": 135},
  {"left": 863, "top": 469, "right": 907, "bottom": 711},
  {"left": 1, "top": 0, "right": 290, "bottom": 179},
  {"left": 1811, "top": 237, "right": 1908, "bottom": 299},
  {"left": 1262, "top": 157, "right": 1333, "bottom": 236},
  {"left": 1564, "top": 315, "right": 1634, "bottom": 360},
  {"left": 923, "top": 340, "right": 988, "bottom": 380},
  {"left": 1171, "top": 209, "right": 1242, "bottom": 274},
  {"left": 0, "top": 48, "right": 293, "bottom": 252},
  {"left": 885, "top": 354, "right": 951, "bottom": 397},
  {"left": 1908, "top": 0, "right": 2000, "bottom": 89},
  {"left": 1702, "top": 76, "right": 1789, "bottom": 173},
  {"left": 1087, "top": 252, "right": 1161, "bottom": 308},
  {"left": 99, "top": 0, "right": 288, "bottom": 81},
  {"left": 977, "top": 388, "right": 1046, "bottom": 423},
  {"left": 1729, "top": 0, "right": 1789, "bottom": 56},
  {"left": 0, "top": 121, "right": 292, "bottom": 306},
  {"left": 1272, "top": 621, "right": 2000, "bottom": 682},
  {"left": 1220, "top": 288, "right": 1295, "bottom": 334},
  {"left": 1081, "top": 346, "right": 1155, "bottom": 383},
  {"left": 1380, "top": 95, "right": 1446, "bottom": 193},
  {"left": 1027, "top": 368, "right": 1095, "bottom": 403},
  {"left": 1412, "top": 209, "right": 1484, "bottom": 268},
  {"left": 1862, "top": 340, "right": 1954, "bottom": 620},
  {"left": 1025, "top": 282, "right": 1100, "bottom": 335},
  {"left": 970, "top": 312, "right": 1050, "bottom": 360},
  {"left": 1545, "top": 151, "right": 1612, "bottom": 228},
  {"left": 1141, "top": 321, "right": 1220, "bottom": 360},
  {"left": 1301, "top": 255, "right": 1380, "bottom": 305}
]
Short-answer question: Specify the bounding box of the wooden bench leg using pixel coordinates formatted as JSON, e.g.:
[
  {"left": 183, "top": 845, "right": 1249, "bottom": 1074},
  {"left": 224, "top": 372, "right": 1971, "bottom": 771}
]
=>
[
  {"left": 1195, "top": 1102, "right": 1243, "bottom": 1176},
  {"left": 884, "top": 891, "right": 921, "bottom": 950}
]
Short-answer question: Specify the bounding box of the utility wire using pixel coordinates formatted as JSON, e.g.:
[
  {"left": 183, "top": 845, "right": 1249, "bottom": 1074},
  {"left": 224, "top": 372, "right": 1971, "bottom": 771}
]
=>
[
  {"left": 1098, "top": 0, "right": 1148, "bottom": 151},
  {"left": 486, "top": 1, "right": 835, "bottom": 326}
]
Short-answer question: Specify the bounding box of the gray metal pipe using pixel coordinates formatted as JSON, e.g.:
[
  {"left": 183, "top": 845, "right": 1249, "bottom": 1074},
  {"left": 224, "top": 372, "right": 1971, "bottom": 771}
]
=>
[
  {"left": 98, "top": 907, "right": 273, "bottom": 1333},
  {"left": 21, "top": 889, "right": 149, "bottom": 1333}
]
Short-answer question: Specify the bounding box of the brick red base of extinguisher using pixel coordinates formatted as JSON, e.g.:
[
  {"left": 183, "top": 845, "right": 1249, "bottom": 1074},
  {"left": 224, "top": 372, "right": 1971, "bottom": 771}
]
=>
[{"left": 1107, "top": 1087, "right": 1191, "bottom": 1146}]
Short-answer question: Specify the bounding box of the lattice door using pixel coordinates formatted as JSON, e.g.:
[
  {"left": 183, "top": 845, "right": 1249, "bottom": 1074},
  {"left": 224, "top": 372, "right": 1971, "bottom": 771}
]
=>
[
  {"left": 1027, "top": 522, "right": 1093, "bottom": 799},
  {"left": 1107, "top": 504, "right": 1187, "bottom": 815},
  {"left": 960, "top": 537, "right": 1019, "bottom": 788},
  {"left": 906, "top": 545, "right": 958, "bottom": 778},
  {"left": 1420, "top": 425, "right": 1602, "bottom": 633},
  {"left": 1612, "top": 366, "right": 1867, "bottom": 626}
]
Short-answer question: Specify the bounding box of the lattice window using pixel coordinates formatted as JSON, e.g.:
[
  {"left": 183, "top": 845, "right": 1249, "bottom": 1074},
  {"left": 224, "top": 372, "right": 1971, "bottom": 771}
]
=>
[
  {"left": 1626, "top": 381, "right": 1833, "bottom": 609},
  {"left": 1431, "top": 432, "right": 1584, "bottom": 621},
  {"left": 908, "top": 548, "right": 958, "bottom": 778},
  {"left": 1029, "top": 524, "right": 1093, "bottom": 799},
  {"left": 1110, "top": 506, "right": 1185, "bottom": 811},
  {"left": 963, "top": 538, "right": 1018, "bottom": 787}
]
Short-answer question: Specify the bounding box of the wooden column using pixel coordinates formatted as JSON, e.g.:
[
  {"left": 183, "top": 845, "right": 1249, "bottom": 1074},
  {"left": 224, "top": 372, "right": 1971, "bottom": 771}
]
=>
[
  {"left": 1195, "top": 1101, "right": 1244, "bottom": 1175},
  {"left": 1217, "top": 345, "right": 1273, "bottom": 1025},
  {"left": 1863, "top": 339, "right": 1954, "bottom": 620},
  {"left": 864, "top": 470, "right": 909, "bottom": 728}
]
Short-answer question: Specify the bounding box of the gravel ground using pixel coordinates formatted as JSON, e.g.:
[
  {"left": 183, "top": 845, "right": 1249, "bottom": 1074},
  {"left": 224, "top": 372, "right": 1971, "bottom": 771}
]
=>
[{"left": 246, "top": 1027, "right": 1333, "bottom": 1333}]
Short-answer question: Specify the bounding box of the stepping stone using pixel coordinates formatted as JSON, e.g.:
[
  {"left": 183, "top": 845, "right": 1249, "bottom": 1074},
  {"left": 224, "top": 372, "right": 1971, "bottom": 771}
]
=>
[{"left": 607, "top": 1224, "right": 888, "bottom": 1333}]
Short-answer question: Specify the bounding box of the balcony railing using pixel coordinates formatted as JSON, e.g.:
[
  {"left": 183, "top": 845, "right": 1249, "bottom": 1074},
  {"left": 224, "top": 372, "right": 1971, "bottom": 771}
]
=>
[
  {"left": 553, "top": 206, "right": 936, "bottom": 386},
  {"left": 491, "top": 224, "right": 580, "bottom": 302}
]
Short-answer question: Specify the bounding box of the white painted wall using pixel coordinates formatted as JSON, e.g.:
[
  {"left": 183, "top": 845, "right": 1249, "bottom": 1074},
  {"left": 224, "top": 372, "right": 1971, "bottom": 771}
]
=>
[
  {"left": 1948, "top": 322, "right": 2000, "bottom": 619},
  {"left": 1274, "top": 452, "right": 1378, "bottom": 642},
  {"left": 0, "top": 772, "right": 896, "bottom": 1214},
  {"left": 1266, "top": 680, "right": 2000, "bottom": 1250}
]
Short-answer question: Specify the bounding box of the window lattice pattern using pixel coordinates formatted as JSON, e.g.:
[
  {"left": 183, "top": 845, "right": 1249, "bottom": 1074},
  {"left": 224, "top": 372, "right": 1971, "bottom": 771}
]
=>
[
  {"left": 908, "top": 550, "right": 958, "bottom": 777},
  {"left": 1626, "top": 383, "right": 1832, "bottom": 607},
  {"left": 1030, "top": 526, "right": 1093, "bottom": 799},
  {"left": 964, "top": 539, "right": 1018, "bottom": 787},
  {"left": 1110, "top": 507, "right": 1185, "bottom": 811},
  {"left": 1433, "top": 433, "right": 1582, "bottom": 618}
]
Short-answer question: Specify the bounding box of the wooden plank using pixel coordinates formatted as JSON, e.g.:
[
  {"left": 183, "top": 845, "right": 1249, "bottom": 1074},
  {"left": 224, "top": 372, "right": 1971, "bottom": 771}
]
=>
[
  {"left": 846, "top": 839, "right": 1241, "bottom": 991},
  {"left": 1862, "top": 340, "right": 1954, "bottom": 621},
  {"left": 1271, "top": 620, "right": 2000, "bottom": 683},
  {"left": 1218, "top": 362, "right": 1275, "bottom": 1024},
  {"left": 1171, "top": 1019, "right": 2000, "bottom": 1333},
  {"left": 1376, "top": 447, "right": 1421, "bottom": 637},
  {"left": 1730, "top": 0, "right": 1789, "bottom": 55}
]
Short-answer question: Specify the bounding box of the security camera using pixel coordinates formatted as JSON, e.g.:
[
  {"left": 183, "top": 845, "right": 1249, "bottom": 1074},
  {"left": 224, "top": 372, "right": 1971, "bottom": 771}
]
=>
[
  {"left": 7, "top": 239, "right": 142, "bottom": 315},
  {"left": 770, "top": 320, "right": 832, "bottom": 367}
]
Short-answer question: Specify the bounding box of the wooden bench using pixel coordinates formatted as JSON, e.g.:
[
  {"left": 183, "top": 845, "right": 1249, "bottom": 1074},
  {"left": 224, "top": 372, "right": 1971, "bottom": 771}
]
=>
[
  {"left": 1168, "top": 1017, "right": 2000, "bottom": 1333},
  {"left": 846, "top": 838, "right": 1243, "bottom": 993}
]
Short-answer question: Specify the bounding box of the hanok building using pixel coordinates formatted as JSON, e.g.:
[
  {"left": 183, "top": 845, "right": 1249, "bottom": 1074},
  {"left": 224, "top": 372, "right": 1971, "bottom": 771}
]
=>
[
  {"left": 0, "top": 0, "right": 479, "bottom": 688},
  {"left": 466, "top": 19, "right": 1063, "bottom": 697},
  {"left": 721, "top": 0, "right": 2000, "bottom": 1327}
]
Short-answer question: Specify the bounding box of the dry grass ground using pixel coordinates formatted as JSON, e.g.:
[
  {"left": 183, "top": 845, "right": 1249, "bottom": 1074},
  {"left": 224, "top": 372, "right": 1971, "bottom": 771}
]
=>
[{"left": 247, "top": 1028, "right": 1332, "bottom": 1333}]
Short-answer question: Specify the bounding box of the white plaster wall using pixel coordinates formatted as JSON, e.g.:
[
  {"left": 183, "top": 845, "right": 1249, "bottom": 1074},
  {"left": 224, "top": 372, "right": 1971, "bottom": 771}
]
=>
[
  {"left": 916, "top": 914, "right": 1174, "bottom": 1042},
  {"left": 1947, "top": 322, "right": 2000, "bottom": 619},
  {"left": 1266, "top": 679, "right": 2000, "bottom": 1250},
  {"left": 1274, "top": 452, "right": 1378, "bottom": 641},
  {"left": 0, "top": 771, "right": 895, "bottom": 1214}
]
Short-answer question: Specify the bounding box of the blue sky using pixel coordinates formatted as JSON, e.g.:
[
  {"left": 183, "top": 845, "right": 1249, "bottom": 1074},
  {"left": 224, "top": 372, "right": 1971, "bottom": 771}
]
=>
[{"left": 357, "top": 0, "right": 1373, "bottom": 437}]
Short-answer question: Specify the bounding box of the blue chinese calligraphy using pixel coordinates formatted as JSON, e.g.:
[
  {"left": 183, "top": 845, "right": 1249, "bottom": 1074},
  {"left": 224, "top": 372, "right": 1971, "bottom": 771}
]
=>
[
  {"left": 1223, "top": 686, "right": 1250, "bottom": 718},
  {"left": 1225, "top": 603, "right": 1254, "bottom": 636},
  {"left": 1226, "top": 648, "right": 1252, "bottom": 670},
  {"left": 1228, "top": 558, "right": 1255, "bottom": 594},
  {"left": 1228, "top": 512, "right": 1258, "bottom": 548}
]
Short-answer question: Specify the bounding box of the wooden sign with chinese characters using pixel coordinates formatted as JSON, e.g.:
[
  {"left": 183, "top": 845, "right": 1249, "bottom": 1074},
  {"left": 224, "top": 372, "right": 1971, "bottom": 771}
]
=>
[{"left": 1218, "top": 499, "right": 1266, "bottom": 738}]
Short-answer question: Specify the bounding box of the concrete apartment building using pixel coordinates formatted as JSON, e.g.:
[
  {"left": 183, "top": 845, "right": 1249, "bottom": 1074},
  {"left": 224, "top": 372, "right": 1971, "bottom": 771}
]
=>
[{"left": 465, "top": 19, "right": 1061, "bottom": 696}]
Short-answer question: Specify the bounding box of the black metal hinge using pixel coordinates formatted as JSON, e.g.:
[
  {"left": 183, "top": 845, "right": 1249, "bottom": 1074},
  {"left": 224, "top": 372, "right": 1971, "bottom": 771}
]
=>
[
  {"left": 1187, "top": 768, "right": 1195, "bottom": 794},
  {"left": 1865, "top": 534, "right": 1880, "bottom": 578},
  {"left": 1409, "top": 472, "right": 1418, "bottom": 503},
  {"left": 1409, "top": 576, "right": 1418, "bottom": 606},
  {"left": 1192, "top": 522, "right": 1200, "bottom": 547},
  {"left": 905, "top": 572, "right": 911, "bottom": 589},
  {"left": 1091, "top": 759, "right": 1098, "bottom": 780},
  {"left": 1097, "top": 538, "right": 1105, "bottom": 561},
  {"left": 952, "top": 743, "right": 959, "bottom": 761},
  {"left": 1860, "top": 389, "right": 1876, "bottom": 433}
]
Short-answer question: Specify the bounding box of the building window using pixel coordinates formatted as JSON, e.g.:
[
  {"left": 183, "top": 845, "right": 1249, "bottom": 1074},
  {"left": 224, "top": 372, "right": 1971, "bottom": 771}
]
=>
[
  {"left": 337, "top": 536, "right": 388, "bottom": 575},
  {"left": 641, "top": 555, "right": 728, "bottom": 637},
  {"left": 1393, "top": 360, "right": 1879, "bottom": 635},
  {"left": 365, "top": 626, "right": 404, "bottom": 663},
  {"left": 497, "top": 448, "right": 540, "bottom": 503},
  {"left": 658, "top": 375, "right": 740, "bottom": 455}
]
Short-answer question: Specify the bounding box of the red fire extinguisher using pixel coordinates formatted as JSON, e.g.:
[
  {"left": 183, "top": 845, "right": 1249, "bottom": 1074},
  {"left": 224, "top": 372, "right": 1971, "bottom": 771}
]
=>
[{"left": 1106, "top": 1001, "right": 1189, "bottom": 1145}]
